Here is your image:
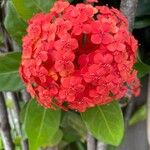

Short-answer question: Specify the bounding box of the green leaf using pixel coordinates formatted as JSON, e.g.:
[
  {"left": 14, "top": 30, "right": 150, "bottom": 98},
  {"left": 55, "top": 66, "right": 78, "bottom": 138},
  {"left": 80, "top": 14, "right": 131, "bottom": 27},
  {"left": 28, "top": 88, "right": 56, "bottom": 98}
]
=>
[
  {"left": 134, "top": 16, "right": 150, "bottom": 29},
  {"left": 21, "top": 100, "right": 61, "bottom": 150},
  {"left": 107, "top": 145, "right": 117, "bottom": 150},
  {"left": 134, "top": 57, "right": 150, "bottom": 78},
  {"left": 81, "top": 101, "right": 124, "bottom": 146},
  {"left": 12, "top": 0, "right": 56, "bottom": 21},
  {"left": 14, "top": 136, "right": 21, "bottom": 145},
  {"left": 4, "top": 1, "right": 27, "bottom": 44},
  {"left": 129, "top": 104, "right": 146, "bottom": 126},
  {"left": 0, "top": 136, "right": 3, "bottom": 149},
  {"left": 61, "top": 111, "right": 87, "bottom": 142},
  {"left": 64, "top": 141, "right": 85, "bottom": 150},
  {"left": 43, "top": 129, "right": 63, "bottom": 148},
  {"left": 135, "top": 0, "right": 150, "bottom": 29},
  {"left": 0, "top": 52, "right": 24, "bottom": 91},
  {"left": 136, "top": 0, "right": 150, "bottom": 17}
]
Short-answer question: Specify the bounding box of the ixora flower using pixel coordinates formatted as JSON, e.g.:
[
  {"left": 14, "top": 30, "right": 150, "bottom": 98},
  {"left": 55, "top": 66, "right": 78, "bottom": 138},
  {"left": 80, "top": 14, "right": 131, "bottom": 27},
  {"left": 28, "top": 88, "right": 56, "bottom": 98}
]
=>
[{"left": 19, "top": 0, "right": 140, "bottom": 112}]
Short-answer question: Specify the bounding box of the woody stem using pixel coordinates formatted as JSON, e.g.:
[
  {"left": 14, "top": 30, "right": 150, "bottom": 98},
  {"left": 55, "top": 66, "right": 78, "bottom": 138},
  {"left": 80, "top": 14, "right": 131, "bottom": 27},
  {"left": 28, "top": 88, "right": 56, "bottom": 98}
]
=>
[{"left": 120, "top": 0, "right": 138, "bottom": 32}]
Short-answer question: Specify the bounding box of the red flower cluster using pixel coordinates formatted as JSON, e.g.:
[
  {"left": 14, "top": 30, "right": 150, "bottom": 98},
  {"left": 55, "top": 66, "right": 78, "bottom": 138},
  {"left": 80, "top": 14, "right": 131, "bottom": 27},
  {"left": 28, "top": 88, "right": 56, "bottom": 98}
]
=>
[
  {"left": 86, "top": 0, "right": 98, "bottom": 3},
  {"left": 19, "top": 0, "right": 140, "bottom": 112}
]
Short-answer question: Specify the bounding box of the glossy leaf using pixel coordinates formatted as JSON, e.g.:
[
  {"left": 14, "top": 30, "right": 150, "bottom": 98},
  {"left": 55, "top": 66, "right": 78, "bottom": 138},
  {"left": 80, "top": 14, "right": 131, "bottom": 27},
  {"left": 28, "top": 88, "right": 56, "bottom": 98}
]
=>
[
  {"left": 12, "top": 0, "right": 56, "bottom": 21},
  {"left": 21, "top": 100, "right": 61, "bottom": 150},
  {"left": 134, "top": 58, "right": 150, "bottom": 78},
  {"left": 4, "top": 1, "right": 27, "bottom": 44},
  {"left": 43, "top": 129, "right": 63, "bottom": 148},
  {"left": 81, "top": 101, "right": 124, "bottom": 146},
  {"left": 129, "top": 104, "right": 146, "bottom": 126},
  {"left": 0, "top": 52, "right": 24, "bottom": 91},
  {"left": 61, "top": 111, "right": 87, "bottom": 142},
  {"left": 134, "top": 16, "right": 150, "bottom": 29}
]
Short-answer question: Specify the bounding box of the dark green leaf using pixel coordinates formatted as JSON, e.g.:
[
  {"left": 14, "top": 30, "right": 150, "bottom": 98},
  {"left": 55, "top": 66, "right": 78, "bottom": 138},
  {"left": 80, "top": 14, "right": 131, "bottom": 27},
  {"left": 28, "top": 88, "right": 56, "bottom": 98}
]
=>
[
  {"left": 129, "top": 104, "right": 146, "bottom": 126},
  {"left": 12, "top": 0, "right": 56, "bottom": 21},
  {"left": 4, "top": 1, "right": 27, "bottom": 44},
  {"left": 63, "top": 141, "right": 85, "bottom": 150},
  {"left": 21, "top": 100, "right": 61, "bottom": 150},
  {"left": 134, "top": 16, "right": 150, "bottom": 29},
  {"left": 136, "top": 0, "right": 150, "bottom": 17},
  {"left": 0, "top": 52, "right": 24, "bottom": 91},
  {"left": 134, "top": 58, "right": 150, "bottom": 78},
  {"left": 33, "top": 0, "right": 56, "bottom": 12},
  {"left": 81, "top": 101, "right": 124, "bottom": 146},
  {"left": 107, "top": 145, "right": 117, "bottom": 150},
  {"left": 0, "top": 34, "right": 4, "bottom": 46},
  {"left": 61, "top": 111, "right": 87, "bottom": 142}
]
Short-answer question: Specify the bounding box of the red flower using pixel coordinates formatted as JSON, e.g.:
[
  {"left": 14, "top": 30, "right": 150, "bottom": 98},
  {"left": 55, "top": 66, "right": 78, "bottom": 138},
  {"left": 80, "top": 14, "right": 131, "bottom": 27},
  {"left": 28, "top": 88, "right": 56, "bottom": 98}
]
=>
[
  {"left": 55, "top": 18, "right": 72, "bottom": 38},
  {"left": 54, "top": 51, "right": 75, "bottom": 76},
  {"left": 51, "top": 1, "right": 69, "bottom": 13},
  {"left": 86, "top": 0, "right": 98, "bottom": 3},
  {"left": 54, "top": 36, "right": 78, "bottom": 51},
  {"left": 83, "top": 64, "right": 106, "bottom": 84},
  {"left": 94, "top": 53, "right": 113, "bottom": 64},
  {"left": 59, "top": 76, "right": 85, "bottom": 102},
  {"left": 42, "top": 23, "right": 56, "bottom": 42},
  {"left": 91, "top": 21, "right": 112, "bottom": 44},
  {"left": 20, "top": 1, "right": 140, "bottom": 112},
  {"left": 107, "top": 42, "right": 126, "bottom": 52},
  {"left": 36, "top": 86, "right": 52, "bottom": 108}
]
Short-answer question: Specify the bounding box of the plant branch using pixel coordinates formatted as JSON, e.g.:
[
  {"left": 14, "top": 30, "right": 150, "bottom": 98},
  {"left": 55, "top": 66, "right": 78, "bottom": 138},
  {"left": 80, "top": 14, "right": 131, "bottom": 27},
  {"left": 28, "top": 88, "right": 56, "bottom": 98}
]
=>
[
  {"left": 11, "top": 92, "right": 29, "bottom": 150},
  {"left": 120, "top": 0, "right": 138, "bottom": 32},
  {"left": 0, "top": 0, "right": 13, "bottom": 51},
  {"left": 87, "top": 132, "right": 95, "bottom": 150},
  {"left": 0, "top": 92, "right": 14, "bottom": 150},
  {"left": 96, "top": 141, "right": 107, "bottom": 150}
]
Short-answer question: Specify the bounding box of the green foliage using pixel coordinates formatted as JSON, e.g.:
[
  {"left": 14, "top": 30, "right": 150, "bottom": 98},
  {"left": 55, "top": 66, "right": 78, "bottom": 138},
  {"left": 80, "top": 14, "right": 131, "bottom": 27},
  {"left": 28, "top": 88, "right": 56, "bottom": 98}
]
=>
[
  {"left": 136, "top": 0, "right": 150, "bottom": 17},
  {"left": 14, "top": 136, "right": 21, "bottom": 146},
  {"left": 46, "top": 129, "right": 63, "bottom": 148},
  {"left": 0, "top": 137, "right": 3, "bottom": 149},
  {"left": 81, "top": 101, "right": 124, "bottom": 146},
  {"left": 134, "top": 16, "right": 150, "bottom": 29},
  {"left": 21, "top": 100, "right": 61, "bottom": 150},
  {"left": 129, "top": 104, "right": 146, "bottom": 126},
  {"left": 12, "top": 0, "right": 56, "bottom": 21},
  {"left": 134, "top": 57, "right": 150, "bottom": 78},
  {"left": 0, "top": 52, "right": 24, "bottom": 91},
  {"left": 61, "top": 111, "right": 87, "bottom": 142},
  {"left": 107, "top": 145, "right": 117, "bottom": 150},
  {"left": 4, "top": 0, "right": 56, "bottom": 45},
  {"left": 135, "top": 0, "right": 150, "bottom": 29},
  {"left": 63, "top": 141, "right": 85, "bottom": 150},
  {"left": 4, "top": 1, "right": 27, "bottom": 44}
]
